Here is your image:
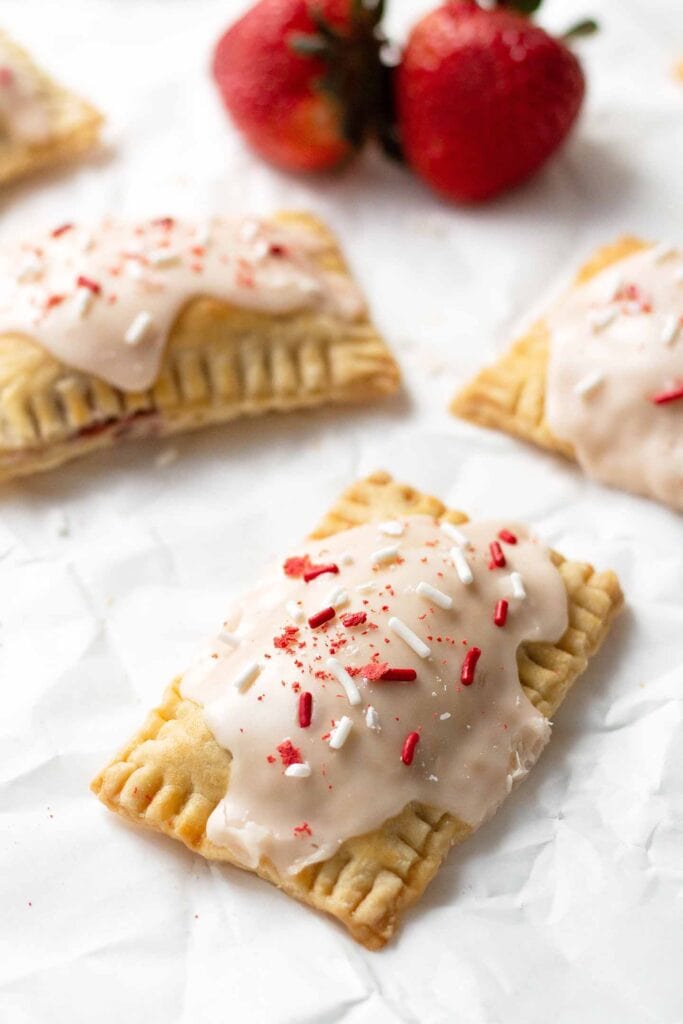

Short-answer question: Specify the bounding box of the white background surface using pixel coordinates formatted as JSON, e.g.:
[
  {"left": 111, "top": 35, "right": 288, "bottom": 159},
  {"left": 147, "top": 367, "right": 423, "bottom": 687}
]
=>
[{"left": 0, "top": 2, "right": 681, "bottom": 1022}]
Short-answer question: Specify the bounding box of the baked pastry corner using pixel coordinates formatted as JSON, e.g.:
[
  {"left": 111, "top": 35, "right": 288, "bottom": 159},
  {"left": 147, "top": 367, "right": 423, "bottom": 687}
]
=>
[
  {"left": 0, "top": 29, "right": 102, "bottom": 187},
  {"left": 450, "top": 236, "right": 649, "bottom": 457}
]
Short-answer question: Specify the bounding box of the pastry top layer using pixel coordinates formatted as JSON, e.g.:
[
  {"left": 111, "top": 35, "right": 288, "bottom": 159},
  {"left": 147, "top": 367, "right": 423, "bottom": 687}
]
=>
[
  {"left": 0, "top": 37, "right": 52, "bottom": 143},
  {"left": 545, "top": 242, "right": 683, "bottom": 509},
  {"left": 181, "top": 514, "right": 568, "bottom": 877},
  {"left": 0, "top": 215, "right": 366, "bottom": 392}
]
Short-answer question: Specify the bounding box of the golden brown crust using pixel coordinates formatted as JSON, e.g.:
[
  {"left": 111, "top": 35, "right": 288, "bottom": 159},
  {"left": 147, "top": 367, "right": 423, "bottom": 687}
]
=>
[
  {"left": 0, "top": 30, "right": 102, "bottom": 187},
  {"left": 450, "top": 237, "right": 649, "bottom": 457},
  {"left": 0, "top": 212, "right": 400, "bottom": 482},
  {"left": 92, "top": 472, "right": 623, "bottom": 949}
]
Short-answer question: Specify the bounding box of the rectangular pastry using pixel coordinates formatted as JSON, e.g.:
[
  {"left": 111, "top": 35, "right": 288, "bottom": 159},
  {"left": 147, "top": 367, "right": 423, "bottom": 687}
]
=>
[
  {"left": 92, "top": 471, "right": 623, "bottom": 949},
  {"left": 0, "top": 212, "right": 399, "bottom": 481},
  {"left": 0, "top": 30, "right": 102, "bottom": 186},
  {"left": 451, "top": 237, "right": 683, "bottom": 510}
]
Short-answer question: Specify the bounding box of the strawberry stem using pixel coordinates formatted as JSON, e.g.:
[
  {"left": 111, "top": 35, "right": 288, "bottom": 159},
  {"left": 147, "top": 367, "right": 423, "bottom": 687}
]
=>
[{"left": 288, "top": 0, "right": 391, "bottom": 151}]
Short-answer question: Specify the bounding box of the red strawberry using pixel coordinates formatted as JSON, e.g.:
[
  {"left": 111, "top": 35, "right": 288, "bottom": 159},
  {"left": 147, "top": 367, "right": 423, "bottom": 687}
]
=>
[
  {"left": 212, "top": 0, "right": 387, "bottom": 172},
  {"left": 394, "top": 0, "right": 588, "bottom": 203}
]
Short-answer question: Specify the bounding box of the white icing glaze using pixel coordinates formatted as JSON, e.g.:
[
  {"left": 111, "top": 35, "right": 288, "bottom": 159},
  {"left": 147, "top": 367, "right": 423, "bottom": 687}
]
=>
[
  {"left": 0, "top": 46, "right": 51, "bottom": 144},
  {"left": 0, "top": 217, "right": 365, "bottom": 391},
  {"left": 180, "top": 515, "right": 568, "bottom": 876},
  {"left": 545, "top": 245, "right": 683, "bottom": 510}
]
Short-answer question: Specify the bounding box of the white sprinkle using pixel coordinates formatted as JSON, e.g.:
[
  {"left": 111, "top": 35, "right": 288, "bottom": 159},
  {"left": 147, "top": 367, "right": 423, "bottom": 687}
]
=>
[
  {"left": 674, "top": 266, "right": 683, "bottom": 285},
  {"left": 356, "top": 581, "right": 375, "bottom": 593},
  {"left": 16, "top": 253, "right": 43, "bottom": 283},
  {"left": 388, "top": 616, "right": 431, "bottom": 658},
  {"left": 451, "top": 546, "right": 473, "bottom": 585},
  {"left": 239, "top": 219, "right": 260, "bottom": 242},
  {"left": 378, "top": 520, "right": 405, "bottom": 537},
  {"left": 326, "top": 657, "right": 362, "bottom": 706},
  {"left": 510, "top": 572, "right": 526, "bottom": 599},
  {"left": 219, "top": 630, "right": 240, "bottom": 648},
  {"left": 371, "top": 544, "right": 400, "bottom": 565},
  {"left": 195, "top": 222, "right": 212, "bottom": 247},
  {"left": 73, "top": 286, "right": 93, "bottom": 318},
  {"left": 660, "top": 315, "right": 680, "bottom": 346},
  {"left": 601, "top": 268, "right": 622, "bottom": 303},
  {"left": 588, "top": 305, "right": 618, "bottom": 331},
  {"left": 286, "top": 600, "right": 304, "bottom": 623},
  {"left": 574, "top": 371, "right": 604, "bottom": 397},
  {"left": 126, "top": 260, "right": 147, "bottom": 281},
  {"left": 124, "top": 310, "right": 154, "bottom": 345},
  {"left": 651, "top": 242, "right": 676, "bottom": 263},
  {"left": 155, "top": 447, "right": 178, "bottom": 468},
  {"left": 440, "top": 521, "right": 470, "bottom": 547},
  {"left": 365, "top": 705, "right": 380, "bottom": 731},
  {"left": 329, "top": 716, "right": 353, "bottom": 750},
  {"left": 428, "top": 774, "right": 438, "bottom": 782},
  {"left": 147, "top": 248, "right": 179, "bottom": 267},
  {"left": 285, "top": 762, "right": 311, "bottom": 778},
  {"left": 252, "top": 238, "right": 270, "bottom": 261},
  {"left": 339, "top": 552, "right": 354, "bottom": 566},
  {"left": 326, "top": 587, "right": 349, "bottom": 610},
  {"left": 416, "top": 581, "right": 453, "bottom": 610},
  {"left": 233, "top": 661, "right": 260, "bottom": 693},
  {"left": 623, "top": 300, "right": 642, "bottom": 317},
  {"left": 440, "top": 712, "right": 451, "bottom": 721}
]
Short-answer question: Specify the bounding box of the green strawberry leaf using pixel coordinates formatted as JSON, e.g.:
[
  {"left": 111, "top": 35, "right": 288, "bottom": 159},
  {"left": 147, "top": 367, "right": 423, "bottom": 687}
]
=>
[
  {"left": 290, "top": 33, "right": 330, "bottom": 58},
  {"left": 308, "top": 7, "right": 342, "bottom": 41},
  {"left": 563, "top": 17, "right": 599, "bottom": 39},
  {"left": 496, "top": 0, "right": 544, "bottom": 14}
]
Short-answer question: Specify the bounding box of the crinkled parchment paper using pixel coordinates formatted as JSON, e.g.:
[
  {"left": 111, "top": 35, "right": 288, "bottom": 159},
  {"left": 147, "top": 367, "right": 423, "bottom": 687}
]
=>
[{"left": 0, "top": 1, "right": 681, "bottom": 1021}]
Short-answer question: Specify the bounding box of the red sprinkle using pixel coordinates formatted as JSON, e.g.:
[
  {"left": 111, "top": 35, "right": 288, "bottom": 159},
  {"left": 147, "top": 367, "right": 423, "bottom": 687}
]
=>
[
  {"left": 51, "top": 223, "right": 74, "bottom": 238},
  {"left": 152, "top": 217, "right": 175, "bottom": 230},
  {"left": 616, "top": 282, "right": 652, "bottom": 312},
  {"left": 651, "top": 385, "right": 683, "bottom": 405},
  {"left": 283, "top": 555, "right": 312, "bottom": 578},
  {"left": 276, "top": 740, "right": 302, "bottom": 767},
  {"left": 380, "top": 668, "right": 417, "bottom": 682},
  {"left": 294, "top": 822, "right": 312, "bottom": 837},
  {"left": 0, "top": 68, "right": 14, "bottom": 87},
  {"left": 298, "top": 691, "right": 312, "bottom": 728},
  {"left": 489, "top": 541, "right": 506, "bottom": 569},
  {"left": 76, "top": 275, "right": 101, "bottom": 295},
  {"left": 498, "top": 529, "right": 517, "bottom": 545},
  {"left": 341, "top": 611, "right": 367, "bottom": 627},
  {"left": 359, "top": 660, "right": 388, "bottom": 680},
  {"left": 45, "top": 294, "right": 65, "bottom": 310},
  {"left": 493, "top": 599, "right": 509, "bottom": 627},
  {"left": 303, "top": 563, "right": 339, "bottom": 583},
  {"left": 461, "top": 647, "right": 482, "bottom": 686},
  {"left": 273, "top": 626, "right": 299, "bottom": 650},
  {"left": 401, "top": 731, "right": 420, "bottom": 766},
  {"left": 308, "top": 606, "right": 335, "bottom": 629}
]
